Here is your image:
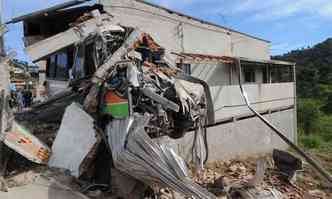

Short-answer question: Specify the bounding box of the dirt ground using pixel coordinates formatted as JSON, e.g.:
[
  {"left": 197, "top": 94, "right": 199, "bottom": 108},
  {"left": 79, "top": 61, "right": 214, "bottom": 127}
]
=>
[
  {"left": 198, "top": 154, "right": 332, "bottom": 199},
  {"left": 3, "top": 151, "right": 332, "bottom": 199}
]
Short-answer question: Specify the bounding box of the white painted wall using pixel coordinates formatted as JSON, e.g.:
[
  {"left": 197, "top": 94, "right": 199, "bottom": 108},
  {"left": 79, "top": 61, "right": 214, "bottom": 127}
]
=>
[
  {"left": 182, "top": 24, "right": 231, "bottom": 56},
  {"left": 172, "top": 109, "right": 295, "bottom": 162},
  {"left": 101, "top": 0, "right": 270, "bottom": 60},
  {"left": 231, "top": 32, "right": 270, "bottom": 60},
  {"left": 212, "top": 83, "right": 295, "bottom": 121},
  {"left": 189, "top": 61, "right": 295, "bottom": 121}
]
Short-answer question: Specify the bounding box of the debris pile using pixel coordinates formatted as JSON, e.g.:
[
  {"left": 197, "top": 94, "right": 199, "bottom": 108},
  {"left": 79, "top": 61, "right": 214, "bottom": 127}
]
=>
[
  {"left": 1, "top": 5, "right": 332, "bottom": 199},
  {"left": 197, "top": 154, "right": 331, "bottom": 199},
  {"left": 0, "top": 9, "right": 216, "bottom": 198}
]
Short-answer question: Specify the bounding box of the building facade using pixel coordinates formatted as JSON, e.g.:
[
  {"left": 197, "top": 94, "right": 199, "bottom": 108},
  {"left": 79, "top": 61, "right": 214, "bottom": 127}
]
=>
[
  {"left": 9, "top": 0, "right": 296, "bottom": 162},
  {"left": 100, "top": 0, "right": 296, "bottom": 161}
]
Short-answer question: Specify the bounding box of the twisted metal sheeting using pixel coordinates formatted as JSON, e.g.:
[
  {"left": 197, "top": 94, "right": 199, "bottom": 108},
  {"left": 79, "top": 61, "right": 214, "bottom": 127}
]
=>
[{"left": 107, "top": 114, "right": 217, "bottom": 199}]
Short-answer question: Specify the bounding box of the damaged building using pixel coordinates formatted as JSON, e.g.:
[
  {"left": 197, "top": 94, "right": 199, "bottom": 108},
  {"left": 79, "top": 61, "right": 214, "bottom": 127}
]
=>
[
  {"left": 2, "top": 0, "right": 321, "bottom": 198},
  {"left": 6, "top": 0, "right": 296, "bottom": 161}
]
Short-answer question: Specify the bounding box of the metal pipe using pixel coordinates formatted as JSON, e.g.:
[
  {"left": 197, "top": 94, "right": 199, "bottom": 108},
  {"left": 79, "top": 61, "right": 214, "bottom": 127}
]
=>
[
  {"left": 140, "top": 87, "right": 180, "bottom": 112},
  {"left": 235, "top": 58, "right": 332, "bottom": 185}
]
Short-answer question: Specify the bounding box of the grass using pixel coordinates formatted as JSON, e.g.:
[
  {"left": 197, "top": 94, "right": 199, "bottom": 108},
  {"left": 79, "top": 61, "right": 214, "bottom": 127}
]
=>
[{"left": 298, "top": 114, "right": 332, "bottom": 151}]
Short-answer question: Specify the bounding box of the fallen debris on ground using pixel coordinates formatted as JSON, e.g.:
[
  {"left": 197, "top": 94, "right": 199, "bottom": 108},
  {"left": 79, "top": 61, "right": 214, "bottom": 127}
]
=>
[
  {"left": 1, "top": 4, "right": 332, "bottom": 199},
  {"left": 1, "top": 8, "right": 216, "bottom": 199}
]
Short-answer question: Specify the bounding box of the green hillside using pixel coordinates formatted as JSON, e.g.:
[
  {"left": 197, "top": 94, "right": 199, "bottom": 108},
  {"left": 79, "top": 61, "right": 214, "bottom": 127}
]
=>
[{"left": 274, "top": 38, "right": 332, "bottom": 151}]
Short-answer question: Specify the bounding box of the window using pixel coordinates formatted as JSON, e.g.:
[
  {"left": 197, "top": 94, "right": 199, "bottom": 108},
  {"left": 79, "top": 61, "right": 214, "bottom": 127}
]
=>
[
  {"left": 270, "top": 66, "right": 293, "bottom": 83},
  {"left": 244, "top": 67, "right": 256, "bottom": 83},
  {"left": 72, "top": 44, "right": 97, "bottom": 80},
  {"left": 56, "top": 52, "right": 69, "bottom": 80},
  {"left": 46, "top": 50, "right": 70, "bottom": 81},
  {"left": 47, "top": 55, "right": 57, "bottom": 79},
  {"left": 177, "top": 63, "right": 191, "bottom": 75},
  {"left": 263, "top": 67, "right": 269, "bottom": 83}
]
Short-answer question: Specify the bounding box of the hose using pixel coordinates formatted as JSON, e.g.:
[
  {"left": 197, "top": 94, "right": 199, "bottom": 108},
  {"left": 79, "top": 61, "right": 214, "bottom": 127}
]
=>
[
  {"left": 203, "top": 117, "right": 209, "bottom": 164},
  {"left": 235, "top": 58, "right": 332, "bottom": 185},
  {"left": 191, "top": 116, "right": 209, "bottom": 166}
]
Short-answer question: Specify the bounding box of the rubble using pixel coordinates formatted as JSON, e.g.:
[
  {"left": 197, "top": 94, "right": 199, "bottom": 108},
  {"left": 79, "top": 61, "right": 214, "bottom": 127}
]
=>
[
  {"left": 272, "top": 149, "right": 302, "bottom": 182},
  {"left": 197, "top": 156, "right": 332, "bottom": 199},
  {"left": 1, "top": 4, "right": 331, "bottom": 199},
  {"left": 1, "top": 8, "right": 216, "bottom": 199},
  {"left": 2, "top": 121, "right": 51, "bottom": 164},
  {"left": 0, "top": 171, "right": 90, "bottom": 199},
  {"left": 107, "top": 114, "right": 216, "bottom": 199}
]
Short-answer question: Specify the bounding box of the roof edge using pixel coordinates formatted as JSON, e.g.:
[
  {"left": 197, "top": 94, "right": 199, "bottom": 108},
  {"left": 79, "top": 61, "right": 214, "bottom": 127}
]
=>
[
  {"left": 240, "top": 57, "right": 296, "bottom": 66},
  {"left": 6, "top": 0, "right": 92, "bottom": 24},
  {"left": 133, "top": 0, "right": 271, "bottom": 43}
]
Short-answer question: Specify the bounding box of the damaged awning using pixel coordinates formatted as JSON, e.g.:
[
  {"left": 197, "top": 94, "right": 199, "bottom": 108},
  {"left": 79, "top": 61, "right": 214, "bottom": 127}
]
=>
[
  {"left": 173, "top": 52, "right": 235, "bottom": 64},
  {"left": 239, "top": 56, "right": 295, "bottom": 66},
  {"left": 172, "top": 52, "right": 295, "bottom": 66}
]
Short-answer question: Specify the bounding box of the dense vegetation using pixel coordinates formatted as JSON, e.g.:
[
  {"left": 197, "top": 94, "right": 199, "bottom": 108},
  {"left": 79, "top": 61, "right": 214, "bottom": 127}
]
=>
[{"left": 274, "top": 38, "right": 332, "bottom": 151}]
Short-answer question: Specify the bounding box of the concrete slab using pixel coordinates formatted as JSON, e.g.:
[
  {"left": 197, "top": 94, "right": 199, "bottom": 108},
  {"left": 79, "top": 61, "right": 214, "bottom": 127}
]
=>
[{"left": 48, "top": 103, "right": 98, "bottom": 177}]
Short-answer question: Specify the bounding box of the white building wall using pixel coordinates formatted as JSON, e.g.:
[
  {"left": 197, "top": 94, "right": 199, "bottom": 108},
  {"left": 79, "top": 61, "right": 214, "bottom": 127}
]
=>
[
  {"left": 231, "top": 32, "right": 270, "bottom": 60},
  {"left": 175, "top": 60, "right": 296, "bottom": 162},
  {"left": 41, "top": 0, "right": 295, "bottom": 161},
  {"left": 212, "top": 83, "right": 295, "bottom": 121},
  {"left": 101, "top": 0, "right": 270, "bottom": 60},
  {"left": 182, "top": 24, "right": 231, "bottom": 56},
  {"left": 171, "top": 109, "right": 295, "bottom": 162},
  {"left": 189, "top": 61, "right": 295, "bottom": 121}
]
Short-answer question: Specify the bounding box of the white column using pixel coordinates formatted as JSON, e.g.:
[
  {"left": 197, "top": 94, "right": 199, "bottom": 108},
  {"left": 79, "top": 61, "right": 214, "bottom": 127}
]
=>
[{"left": 36, "top": 60, "right": 47, "bottom": 101}]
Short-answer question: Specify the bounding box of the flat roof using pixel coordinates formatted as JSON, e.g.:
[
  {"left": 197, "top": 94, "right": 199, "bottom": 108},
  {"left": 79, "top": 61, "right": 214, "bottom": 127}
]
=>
[
  {"left": 133, "top": 0, "right": 270, "bottom": 43},
  {"left": 239, "top": 57, "right": 295, "bottom": 66}
]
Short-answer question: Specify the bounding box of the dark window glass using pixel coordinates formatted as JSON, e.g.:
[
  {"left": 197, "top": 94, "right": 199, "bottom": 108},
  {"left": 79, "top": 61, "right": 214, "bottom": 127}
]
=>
[
  {"left": 244, "top": 67, "right": 256, "bottom": 83},
  {"left": 56, "top": 52, "right": 69, "bottom": 80},
  {"left": 85, "top": 43, "right": 96, "bottom": 76},
  {"left": 47, "top": 55, "right": 57, "bottom": 78},
  {"left": 46, "top": 50, "right": 70, "bottom": 81},
  {"left": 270, "top": 66, "right": 293, "bottom": 83},
  {"left": 263, "top": 67, "right": 269, "bottom": 83},
  {"left": 176, "top": 63, "right": 191, "bottom": 75}
]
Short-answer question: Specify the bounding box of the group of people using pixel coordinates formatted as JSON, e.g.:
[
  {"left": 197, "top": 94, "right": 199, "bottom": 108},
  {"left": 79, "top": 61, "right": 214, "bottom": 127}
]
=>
[{"left": 9, "top": 89, "right": 33, "bottom": 111}]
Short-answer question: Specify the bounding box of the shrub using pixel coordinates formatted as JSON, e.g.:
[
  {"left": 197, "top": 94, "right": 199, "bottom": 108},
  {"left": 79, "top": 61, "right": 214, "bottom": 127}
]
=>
[
  {"left": 300, "top": 135, "right": 322, "bottom": 149},
  {"left": 297, "top": 98, "right": 321, "bottom": 135},
  {"left": 317, "top": 115, "right": 332, "bottom": 142}
]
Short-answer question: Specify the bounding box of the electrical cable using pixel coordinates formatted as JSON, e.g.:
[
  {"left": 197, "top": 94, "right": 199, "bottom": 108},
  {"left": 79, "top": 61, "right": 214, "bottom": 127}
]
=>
[
  {"left": 235, "top": 58, "right": 332, "bottom": 185},
  {"left": 203, "top": 117, "right": 209, "bottom": 164}
]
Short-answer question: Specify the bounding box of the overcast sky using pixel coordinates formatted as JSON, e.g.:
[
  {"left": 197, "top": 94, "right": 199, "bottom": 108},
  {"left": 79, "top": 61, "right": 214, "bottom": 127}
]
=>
[{"left": 3, "top": 0, "right": 332, "bottom": 62}]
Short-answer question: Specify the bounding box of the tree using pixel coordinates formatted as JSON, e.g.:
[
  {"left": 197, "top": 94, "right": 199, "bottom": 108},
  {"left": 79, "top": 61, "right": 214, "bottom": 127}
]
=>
[
  {"left": 322, "top": 92, "right": 332, "bottom": 114},
  {"left": 273, "top": 38, "right": 332, "bottom": 99},
  {"left": 297, "top": 99, "right": 321, "bottom": 135}
]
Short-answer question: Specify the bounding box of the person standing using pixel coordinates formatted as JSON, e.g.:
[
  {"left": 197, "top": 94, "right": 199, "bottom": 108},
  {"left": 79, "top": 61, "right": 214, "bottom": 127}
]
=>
[{"left": 16, "top": 90, "right": 24, "bottom": 112}]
